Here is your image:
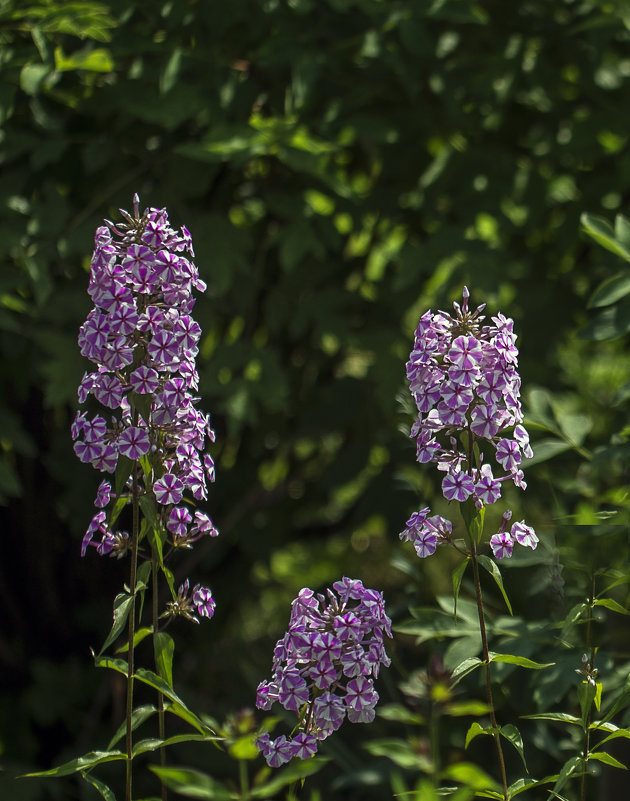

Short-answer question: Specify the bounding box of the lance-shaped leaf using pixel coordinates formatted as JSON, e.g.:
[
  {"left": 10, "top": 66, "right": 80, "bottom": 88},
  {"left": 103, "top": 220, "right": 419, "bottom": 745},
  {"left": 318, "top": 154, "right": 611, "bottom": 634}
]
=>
[
  {"left": 487, "top": 652, "right": 554, "bottom": 669},
  {"left": 250, "top": 756, "right": 329, "bottom": 797},
  {"left": 98, "top": 592, "right": 135, "bottom": 656},
  {"left": 94, "top": 657, "right": 209, "bottom": 734},
  {"left": 107, "top": 704, "right": 157, "bottom": 750},
  {"left": 477, "top": 555, "right": 512, "bottom": 615},
  {"left": 81, "top": 772, "right": 118, "bottom": 801},
  {"left": 148, "top": 766, "right": 233, "bottom": 800},
  {"left": 154, "top": 631, "right": 175, "bottom": 689},
  {"left": 588, "top": 751, "right": 627, "bottom": 770},
  {"left": 465, "top": 721, "right": 494, "bottom": 749},
  {"left": 451, "top": 656, "right": 483, "bottom": 686},
  {"left": 133, "top": 733, "right": 220, "bottom": 757},
  {"left": 21, "top": 751, "right": 126, "bottom": 778},
  {"left": 553, "top": 755, "right": 582, "bottom": 794},
  {"left": 451, "top": 558, "right": 469, "bottom": 621},
  {"left": 500, "top": 723, "right": 527, "bottom": 771}
]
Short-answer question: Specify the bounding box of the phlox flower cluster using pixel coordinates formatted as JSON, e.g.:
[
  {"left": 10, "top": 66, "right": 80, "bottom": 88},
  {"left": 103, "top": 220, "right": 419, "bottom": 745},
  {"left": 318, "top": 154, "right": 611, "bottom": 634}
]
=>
[
  {"left": 255, "top": 577, "right": 392, "bottom": 766},
  {"left": 401, "top": 287, "right": 537, "bottom": 560},
  {"left": 72, "top": 195, "right": 216, "bottom": 621}
]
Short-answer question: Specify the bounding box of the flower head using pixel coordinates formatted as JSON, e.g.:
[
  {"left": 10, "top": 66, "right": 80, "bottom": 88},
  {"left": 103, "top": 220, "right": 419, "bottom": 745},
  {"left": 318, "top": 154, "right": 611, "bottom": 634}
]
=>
[{"left": 255, "top": 577, "right": 391, "bottom": 766}]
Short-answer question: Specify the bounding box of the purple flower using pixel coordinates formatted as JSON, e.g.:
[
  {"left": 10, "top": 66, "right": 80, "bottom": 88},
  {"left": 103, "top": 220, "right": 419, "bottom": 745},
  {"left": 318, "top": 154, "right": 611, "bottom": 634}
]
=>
[
  {"left": 117, "top": 426, "right": 151, "bottom": 460},
  {"left": 73, "top": 195, "right": 217, "bottom": 582},
  {"left": 154, "top": 473, "right": 184, "bottom": 505},
  {"left": 192, "top": 584, "right": 216, "bottom": 619},
  {"left": 401, "top": 287, "right": 535, "bottom": 562},
  {"left": 130, "top": 366, "right": 160, "bottom": 394},
  {"left": 511, "top": 520, "right": 538, "bottom": 549},
  {"left": 442, "top": 470, "right": 476, "bottom": 502},
  {"left": 95, "top": 480, "right": 112, "bottom": 508},
  {"left": 404, "top": 287, "right": 531, "bottom": 508},
  {"left": 414, "top": 529, "right": 439, "bottom": 558},
  {"left": 255, "top": 577, "right": 391, "bottom": 766},
  {"left": 490, "top": 531, "right": 514, "bottom": 560}
]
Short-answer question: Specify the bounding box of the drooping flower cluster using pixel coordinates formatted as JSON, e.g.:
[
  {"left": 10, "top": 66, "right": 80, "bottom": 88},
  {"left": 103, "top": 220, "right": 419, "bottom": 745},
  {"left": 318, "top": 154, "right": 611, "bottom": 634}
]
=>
[
  {"left": 255, "top": 577, "right": 392, "bottom": 766},
  {"left": 72, "top": 195, "right": 216, "bottom": 620},
  {"left": 400, "top": 288, "right": 537, "bottom": 559}
]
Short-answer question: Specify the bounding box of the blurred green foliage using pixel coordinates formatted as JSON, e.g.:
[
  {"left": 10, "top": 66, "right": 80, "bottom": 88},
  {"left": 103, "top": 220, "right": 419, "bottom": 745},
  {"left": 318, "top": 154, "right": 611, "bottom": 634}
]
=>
[{"left": 2, "top": 0, "right": 630, "bottom": 798}]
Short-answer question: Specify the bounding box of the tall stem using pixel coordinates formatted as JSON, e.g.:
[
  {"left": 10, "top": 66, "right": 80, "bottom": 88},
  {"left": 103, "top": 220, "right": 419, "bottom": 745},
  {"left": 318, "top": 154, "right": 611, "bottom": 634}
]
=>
[
  {"left": 580, "top": 575, "right": 596, "bottom": 801},
  {"left": 126, "top": 465, "right": 140, "bottom": 801},
  {"left": 470, "top": 541, "right": 508, "bottom": 800},
  {"left": 152, "top": 554, "right": 167, "bottom": 801}
]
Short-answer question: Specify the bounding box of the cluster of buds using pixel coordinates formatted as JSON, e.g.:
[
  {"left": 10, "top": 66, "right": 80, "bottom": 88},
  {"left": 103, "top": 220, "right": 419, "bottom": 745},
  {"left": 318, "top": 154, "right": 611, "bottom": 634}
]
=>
[
  {"left": 255, "top": 578, "right": 392, "bottom": 766},
  {"left": 73, "top": 195, "right": 216, "bottom": 621},
  {"left": 400, "top": 288, "right": 537, "bottom": 559}
]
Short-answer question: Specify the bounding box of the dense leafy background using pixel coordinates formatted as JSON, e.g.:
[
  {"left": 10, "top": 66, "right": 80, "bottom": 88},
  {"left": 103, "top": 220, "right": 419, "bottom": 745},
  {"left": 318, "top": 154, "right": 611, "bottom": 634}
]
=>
[{"left": 2, "top": 0, "right": 630, "bottom": 798}]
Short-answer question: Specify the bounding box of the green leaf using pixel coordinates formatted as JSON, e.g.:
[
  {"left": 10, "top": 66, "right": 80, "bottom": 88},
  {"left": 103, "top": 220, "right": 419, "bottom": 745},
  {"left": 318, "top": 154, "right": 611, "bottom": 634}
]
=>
[
  {"left": 441, "top": 762, "right": 501, "bottom": 792},
  {"left": 116, "top": 626, "right": 154, "bottom": 653},
  {"left": 579, "top": 298, "right": 630, "bottom": 341},
  {"left": 500, "top": 724, "right": 527, "bottom": 771},
  {"left": 461, "top": 498, "right": 485, "bottom": 544},
  {"left": 560, "top": 602, "right": 589, "bottom": 641},
  {"left": 364, "top": 739, "right": 431, "bottom": 770},
  {"left": 93, "top": 657, "right": 206, "bottom": 732},
  {"left": 581, "top": 213, "right": 630, "bottom": 261},
  {"left": 588, "top": 272, "right": 630, "bottom": 308},
  {"left": 477, "top": 555, "right": 512, "bottom": 615},
  {"left": 227, "top": 734, "right": 259, "bottom": 760},
  {"left": 446, "top": 700, "right": 491, "bottom": 717},
  {"left": 487, "top": 652, "right": 554, "bottom": 669},
  {"left": 81, "top": 771, "right": 118, "bottom": 801},
  {"left": 139, "top": 494, "right": 160, "bottom": 531},
  {"left": 452, "top": 558, "right": 469, "bottom": 621},
  {"left": 451, "top": 656, "right": 483, "bottom": 685},
  {"left": 508, "top": 775, "right": 557, "bottom": 796},
  {"left": 109, "top": 495, "right": 129, "bottom": 527},
  {"left": 522, "top": 712, "right": 581, "bottom": 726},
  {"left": 166, "top": 701, "right": 212, "bottom": 735},
  {"left": 107, "top": 704, "right": 157, "bottom": 750},
  {"left": 521, "top": 438, "right": 571, "bottom": 466},
  {"left": 98, "top": 592, "right": 135, "bottom": 656},
  {"left": 595, "top": 728, "right": 630, "bottom": 748},
  {"left": 465, "top": 721, "right": 493, "bottom": 749},
  {"left": 588, "top": 751, "right": 627, "bottom": 769},
  {"left": 595, "top": 672, "right": 630, "bottom": 726},
  {"left": 114, "top": 455, "right": 134, "bottom": 497},
  {"left": 249, "top": 756, "right": 329, "bottom": 797},
  {"left": 594, "top": 597, "right": 629, "bottom": 615},
  {"left": 578, "top": 681, "right": 597, "bottom": 727},
  {"left": 21, "top": 750, "right": 126, "bottom": 778},
  {"left": 154, "top": 631, "right": 175, "bottom": 688},
  {"left": 553, "top": 755, "right": 582, "bottom": 793},
  {"left": 595, "top": 681, "right": 603, "bottom": 713},
  {"left": 133, "top": 733, "right": 220, "bottom": 757},
  {"left": 147, "top": 766, "right": 233, "bottom": 799},
  {"left": 378, "top": 703, "right": 424, "bottom": 725},
  {"left": 54, "top": 45, "right": 114, "bottom": 72}
]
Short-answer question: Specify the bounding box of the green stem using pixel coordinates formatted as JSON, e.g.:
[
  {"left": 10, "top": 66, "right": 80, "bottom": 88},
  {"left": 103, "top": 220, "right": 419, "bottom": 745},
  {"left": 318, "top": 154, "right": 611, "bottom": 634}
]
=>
[
  {"left": 580, "top": 576, "right": 596, "bottom": 801},
  {"left": 152, "top": 554, "right": 167, "bottom": 801},
  {"left": 126, "top": 465, "right": 140, "bottom": 801},
  {"left": 470, "top": 541, "right": 508, "bottom": 800}
]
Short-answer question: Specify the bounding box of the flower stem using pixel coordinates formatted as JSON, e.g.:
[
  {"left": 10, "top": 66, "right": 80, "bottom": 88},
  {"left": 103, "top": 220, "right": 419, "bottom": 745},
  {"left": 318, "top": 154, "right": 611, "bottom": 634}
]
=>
[
  {"left": 126, "top": 465, "right": 140, "bottom": 801},
  {"left": 580, "top": 575, "right": 596, "bottom": 801},
  {"left": 152, "top": 553, "right": 167, "bottom": 801},
  {"left": 470, "top": 541, "right": 508, "bottom": 800}
]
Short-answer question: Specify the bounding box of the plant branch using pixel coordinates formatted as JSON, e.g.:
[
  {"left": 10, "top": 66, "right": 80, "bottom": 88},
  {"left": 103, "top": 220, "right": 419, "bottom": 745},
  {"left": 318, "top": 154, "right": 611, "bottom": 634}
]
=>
[
  {"left": 126, "top": 464, "right": 140, "bottom": 801},
  {"left": 470, "top": 540, "right": 508, "bottom": 800}
]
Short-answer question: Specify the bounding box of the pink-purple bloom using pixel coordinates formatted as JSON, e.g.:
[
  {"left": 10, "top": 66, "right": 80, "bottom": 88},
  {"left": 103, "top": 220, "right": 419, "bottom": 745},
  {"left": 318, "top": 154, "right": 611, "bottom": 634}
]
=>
[
  {"left": 255, "top": 578, "right": 391, "bottom": 766},
  {"left": 402, "top": 288, "right": 536, "bottom": 560},
  {"left": 72, "top": 195, "right": 218, "bottom": 620}
]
